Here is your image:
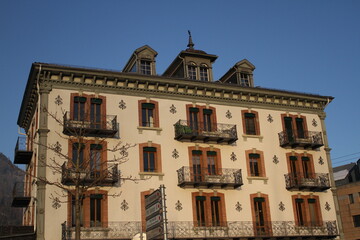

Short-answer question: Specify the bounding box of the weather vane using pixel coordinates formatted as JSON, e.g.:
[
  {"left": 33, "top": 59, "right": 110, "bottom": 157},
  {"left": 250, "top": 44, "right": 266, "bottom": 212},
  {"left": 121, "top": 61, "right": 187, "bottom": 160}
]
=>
[{"left": 187, "top": 30, "right": 194, "bottom": 49}]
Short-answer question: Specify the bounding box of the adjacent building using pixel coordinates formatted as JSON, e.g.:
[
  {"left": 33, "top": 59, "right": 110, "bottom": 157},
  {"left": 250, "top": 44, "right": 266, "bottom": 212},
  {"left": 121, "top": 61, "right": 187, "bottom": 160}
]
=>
[
  {"left": 13, "top": 37, "right": 342, "bottom": 239},
  {"left": 334, "top": 160, "right": 360, "bottom": 240}
]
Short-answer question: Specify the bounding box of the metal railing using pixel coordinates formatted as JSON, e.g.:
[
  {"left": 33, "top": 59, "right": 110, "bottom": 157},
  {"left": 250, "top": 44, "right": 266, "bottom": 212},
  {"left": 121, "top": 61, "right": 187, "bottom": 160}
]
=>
[
  {"left": 14, "top": 137, "right": 33, "bottom": 164},
  {"left": 63, "top": 111, "right": 118, "bottom": 137},
  {"left": 278, "top": 130, "right": 323, "bottom": 148},
  {"left": 61, "top": 162, "right": 119, "bottom": 186},
  {"left": 177, "top": 166, "right": 243, "bottom": 189},
  {"left": 15, "top": 137, "right": 28, "bottom": 152},
  {"left": 61, "top": 220, "right": 337, "bottom": 239},
  {"left": 174, "top": 120, "right": 237, "bottom": 144},
  {"left": 285, "top": 173, "right": 330, "bottom": 191}
]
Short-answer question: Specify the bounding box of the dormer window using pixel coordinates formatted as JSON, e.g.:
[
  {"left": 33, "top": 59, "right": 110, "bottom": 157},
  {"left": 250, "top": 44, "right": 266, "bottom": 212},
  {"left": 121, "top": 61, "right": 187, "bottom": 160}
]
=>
[
  {"left": 140, "top": 60, "right": 151, "bottom": 75},
  {"left": 188, "top": 63, "right": 197, "bottom": 80},
  {"left": 240, "top": 73, "right": 250, "bottom": 87},
  {"left": 199, "top": 64, "right": 208, "bottom": 81}
]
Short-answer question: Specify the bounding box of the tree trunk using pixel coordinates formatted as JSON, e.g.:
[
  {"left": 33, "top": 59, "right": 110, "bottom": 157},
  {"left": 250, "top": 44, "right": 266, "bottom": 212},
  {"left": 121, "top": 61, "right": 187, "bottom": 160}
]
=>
[{"left": 75, "top": 183, "right": 81, "bottom": 240}]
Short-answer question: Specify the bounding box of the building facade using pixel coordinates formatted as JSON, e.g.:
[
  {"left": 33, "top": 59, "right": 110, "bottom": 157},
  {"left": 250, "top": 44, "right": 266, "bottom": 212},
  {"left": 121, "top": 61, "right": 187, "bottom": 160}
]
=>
[
  {"left": 334, "top": 160, "right": 360, "bottom": 240},
  {"left": 14, "top": 39, "right": 342, "bottom": 240}
]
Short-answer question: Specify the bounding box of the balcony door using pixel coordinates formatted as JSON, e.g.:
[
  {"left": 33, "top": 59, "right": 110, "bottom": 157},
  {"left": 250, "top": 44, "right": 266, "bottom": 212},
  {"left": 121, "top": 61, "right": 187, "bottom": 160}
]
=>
[
  {"left": 192, "top": 151, "right": 203, "bottom": 182},
  {"left": 253, "top": 197, "right": 269, "bottom": 235},
  {"left": 284, "top": 117, "right": 294, "bottom": 142},
  {"left": 203, "top": 109, "right": 213, "bottom": 132},
  {"left": 189, "top": 108, "right": 200, "bottom": 133},
  {"left": 90, "top": 98, "right": 102, "bottom": 129}
]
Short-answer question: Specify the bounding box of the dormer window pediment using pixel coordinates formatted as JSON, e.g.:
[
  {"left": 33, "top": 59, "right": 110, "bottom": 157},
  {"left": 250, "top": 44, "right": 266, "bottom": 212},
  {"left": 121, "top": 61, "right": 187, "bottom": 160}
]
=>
[
  {"left": 123, "top": 45, "right": 158, "bottom": 75},
  {"left": 219, "top": 59, "right": 256, "bottom": 87}
]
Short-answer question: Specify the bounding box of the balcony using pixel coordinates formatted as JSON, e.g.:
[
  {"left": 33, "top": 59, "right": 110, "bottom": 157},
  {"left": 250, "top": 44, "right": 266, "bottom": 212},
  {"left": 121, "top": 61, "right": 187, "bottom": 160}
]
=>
[
  {"left": 278, "top": 130, "right": 324, "bottom": 149},
  {"left": 61, "top": 221, "right": 338, "bottom": 239},
  {"left": 0, "top": 226, "right": 35, "bottom": 239},
  {"left": 63, "top": 112, "right": 118, "bottom": 137},
  {"left": 174, "top": 120, "right": 237, "bottom": 145},
  {"left": 177, "top": 166, "right": 243, "bottom": 189},
  {"left": 14, "top": 137, "right": 33, "bottom": 164},
  {"left": 12, "top": 182, "right": 31, "bottom": 208},
  {"left": 285, "top": 173, "right": 331, "bottom": 192},
  {"left": 61, "top": 162, "right": 119, "bottom": 186}
]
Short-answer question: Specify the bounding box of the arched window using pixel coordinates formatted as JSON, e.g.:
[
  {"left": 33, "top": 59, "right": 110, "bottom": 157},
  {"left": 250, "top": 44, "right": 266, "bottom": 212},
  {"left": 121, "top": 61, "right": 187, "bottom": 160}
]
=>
[{"left": 188, "top": 62, "right": 197, "bottom": 80}]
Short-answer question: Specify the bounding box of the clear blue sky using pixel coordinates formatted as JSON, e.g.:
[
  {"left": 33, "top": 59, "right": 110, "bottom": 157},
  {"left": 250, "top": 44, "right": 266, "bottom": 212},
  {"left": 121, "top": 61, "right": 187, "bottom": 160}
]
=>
[{"left": 1, "top": 0, "right": 359, "bottom": 167}]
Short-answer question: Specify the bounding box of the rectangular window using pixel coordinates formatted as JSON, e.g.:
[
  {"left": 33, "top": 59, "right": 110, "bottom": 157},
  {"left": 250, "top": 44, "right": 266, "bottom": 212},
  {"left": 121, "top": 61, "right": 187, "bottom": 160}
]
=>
[
  {"left": 207, "top": 151, "right": 217, "bottom": 176},
  {"left": 90, "top": 144, "right": 102, "bottom": 178},
  {"left": 192, "top": 150, "right": 203, "bottom": 182},
  {"left": 244, "top": 113, "right": 256, "bottom": 135},
  {"left": 349, "top": 194, "right": 355, "bottom": 204},
  {"left": 141, "top": 103, "right": 155, "bottom": 127},
  {"left": 72, "top": 143, "right": 84, "bottom": 169},
  {"left": 188, "top": 65, "right": 197, "bottom": 80},
  {"left": 240, "top": 73, "right": 250, "bottom": 86},
  {"left": 211, "top": 197, "right": 221, "bottom": 226},
  {"left": 90, "top": 194, "right": 102, "bottom": 227},
  {"left": 203, "top": 109, "right": 213, "bottom": 132},
  {"left": 249, "top": 153, "right": 260, "bottom": 177},
  {"left": 90, "top": 98, "right": 102, "bottom": 129},
  {"left": 71, "top": 196, "right": 84, "bottom": 227},
  {"left": 143, "top": 147, "right": 156, "bottom": 172},
  {"left": 354, "top": 215, "right": 360, "bottom": 227},
  {"left": 199, "top": 67, "right": 208, "bottom": 81},
  {"left": 295, "top": 199, "right": 305, "bottom": 226},
  {"left": 295, "top": 118, "right": 305, "bottom": 138},
  {"left": 195, "top": 196, "right": 206, "bottom": 226},
  {"left": 73, "top": 96, "right": 86, "bottom": 121},
  {"left": 140, "top": 60, "right": 151, "bottom": 75}
]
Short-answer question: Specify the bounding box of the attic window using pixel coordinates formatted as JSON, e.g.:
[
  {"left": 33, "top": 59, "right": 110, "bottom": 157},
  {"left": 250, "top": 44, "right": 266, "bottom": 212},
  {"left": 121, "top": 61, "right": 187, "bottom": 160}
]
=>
[
  {"left": 140, "top": 60, "right": 151, "bottom": 75},
  {"left": 227, "top": 73, "right": 238, "bottom": 84},
  {"left": 240, "top": 73, "right": 250, "bottom": 87},
  {"left": 188, "top": 63, "right": 197, "bottom": 80},
  {"left": 200, "top": 64, "right": 208, "bottom": 81}
]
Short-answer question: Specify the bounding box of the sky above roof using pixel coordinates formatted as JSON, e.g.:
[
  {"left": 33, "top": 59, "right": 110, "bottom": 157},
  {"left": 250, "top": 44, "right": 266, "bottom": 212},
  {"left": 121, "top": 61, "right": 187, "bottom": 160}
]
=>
[{"left": 1, "top": 0, "right": 359, "bottom": 167}]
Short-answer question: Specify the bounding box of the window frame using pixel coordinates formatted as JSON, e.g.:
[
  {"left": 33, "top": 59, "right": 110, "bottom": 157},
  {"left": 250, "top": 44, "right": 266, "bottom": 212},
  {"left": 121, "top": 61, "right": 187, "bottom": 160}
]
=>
[
  {"left": 245, "top": 150, "right": 266, "bottom": 178},
  {"left": 138, "top": 100, "right": 160, "bottom": 128},
  {"left": 199, "top": 64, "right": 209, "bottom": 81},
  {"left": 191, "top": 192, "right": 226, "bottom": 227},
  {"left": 186, "top": 104, "right": 217, "bottom": 133},
  {"left": 140, "top": 59, "right": 151, "bottom": 75},
  {"left": 286, "top": 153, "right": 315, "bottom": 179},
  {"left": 187, "top": 63, "right": 197, "bottom": 80},
  {"left": 67, "top": 190, "right": 108, "bottom": 228},
  {"left": 139, "top": 143, "right": 162, "bottom": 174},
  {"left": 291, "top": 195, "right": 322, "bottom": 227},
  {"left": 250, "top": 193, "right": 272, "bottom": 236},
  {"left": 241, "top": 110, "right": 260, "bottom": 136},
  {"left": 188, "top": 146, "right": 222, "bottom": 181},
  {"left": 240, "top": 72, "right": 250, "bottom": 87},
  {"left": 281, "top": 114, "right": 308, "bottom": 139}
]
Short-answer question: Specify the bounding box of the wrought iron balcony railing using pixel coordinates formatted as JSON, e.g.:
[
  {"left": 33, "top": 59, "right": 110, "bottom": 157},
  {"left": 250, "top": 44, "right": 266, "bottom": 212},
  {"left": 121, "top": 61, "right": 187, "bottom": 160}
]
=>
[
  {"left": 63, "top": 111, "right": 118, "bottom": 137},
  {"left": 174, "top": 120, "right": 238, "bottom": 144},
  {"left": 177, "top": 166, "right": 243, "bottom": 189},
  {"left": 285, "top": 173, "right": 331, "bottom": 191},
  {"left": 278, "top": 130, "right": 324, "bottom": 149},
  {"left": 61, "top": 162, "right": 119, "bottom": 186},
  {"left": 0, "top": 226, "right": 35, "bottom": 238},
  {"left": 12, "top": 182, "right": 31, "bottom": 208},
  {"left": 14, "top": 136, "right": 33, "bottom": 164},
  {"left": 61, "top": 221, "right": 338, "bottom": 240}
]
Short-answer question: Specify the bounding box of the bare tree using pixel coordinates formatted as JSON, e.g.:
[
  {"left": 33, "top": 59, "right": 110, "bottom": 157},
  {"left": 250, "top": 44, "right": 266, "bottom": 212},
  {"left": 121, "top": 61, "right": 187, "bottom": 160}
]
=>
[{"left": 17, "top": 108, "right": 140, "bottom": 240}]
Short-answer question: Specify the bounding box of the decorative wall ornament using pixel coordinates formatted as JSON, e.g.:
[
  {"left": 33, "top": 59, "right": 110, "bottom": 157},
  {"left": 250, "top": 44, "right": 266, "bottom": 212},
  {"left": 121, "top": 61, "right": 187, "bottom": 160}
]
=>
[
  {"left": 52, "top": 197, "right": 61, "bottom": 209},
  {"left": 325, "top": 202, "right": 331, "bottom": 211},
  {"left": 172, "top": 149, "right": 179, "bottom": 159},
  {"left": 118, "top": 100, "right": 126, "bottom": 110},
  {"left": 119, "top": 146, "right": 128, "bottom": 157},
  {"left": 175, "top": 200, "right": 183, "bottom": 211},
  {"left": 279, "top": 201, "right": 285, "bottom": 211},
  {"left": 170, "top": 104, "right": 177, "bottom": 114},
  {"left": 230, "top": 152, "right": 237, "bottom": 162},
  {"left": 318, "top": 156, "right": 324, "bottom": 165},
  {"left": 267, "top": 114, "right": 273, "bottom": 123},
  {"left": 273, "top": 155, "right": 279, "bottom": 164},
  {"left": 53, "top": 141, "right": 62, "bottom": 153},
  {"left": 226, "top": 110, "right": 232, "bottom": 119},
  {"left": 312, "top": 119, "right": 318, "bottom": 127},
  {"left": 55, "top": 95, "right": 63, "bottom": 106},
  {"left": 121, "top": 200, "right": 129, "bottom": 211},
  {"left": 235, "top": 202, "right": 242, "bottom": 212}
]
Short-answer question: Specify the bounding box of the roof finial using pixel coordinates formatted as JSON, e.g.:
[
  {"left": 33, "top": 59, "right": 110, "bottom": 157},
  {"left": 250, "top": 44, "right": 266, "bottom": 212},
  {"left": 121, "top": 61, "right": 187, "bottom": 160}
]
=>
[{"left": 187, "top": 30, "right": 194, "bottom": 49}]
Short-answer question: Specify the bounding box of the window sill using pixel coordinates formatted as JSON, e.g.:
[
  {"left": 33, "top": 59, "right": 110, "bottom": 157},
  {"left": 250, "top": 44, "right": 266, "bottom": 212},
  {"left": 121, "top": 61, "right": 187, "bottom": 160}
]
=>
[
  {"left": 139, "top": 171, "right": 164, "bottom": 180},
  {"left": 247, "top": 176, "right": 268, "bottom": 184},
  {"left": 242, "top": 134, "right": 263, "bottom": 142},
  {"left": 137, "top": 126, "right": 162, "bottom": 135}
]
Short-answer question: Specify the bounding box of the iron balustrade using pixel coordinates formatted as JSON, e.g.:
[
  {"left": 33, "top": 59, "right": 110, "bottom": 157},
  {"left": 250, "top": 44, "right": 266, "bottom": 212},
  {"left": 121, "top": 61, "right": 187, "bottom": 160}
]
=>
[
  {"left": 278, "top": 130, "right": 324, "bottom": 149},
  {"left": 174, "top": 120, "right": 238, "bottom": 144},
  {"left": 61, "top": 221, "right": 338, "bottom": 239},
  {"left": 63, "top": 111, "right": 118, "bottom": 137},
  {"left": 284, "top": 172, "right": 330, "bottom": 191},
  {"left": 14, "top": 136, "right": 33, "bottom": 164},
  {"left": 177, "top": 166, "right": 243, "bottom": 189},
  {"left": 61, "top": 162, "right": 119, "bottom": 186},
  {"left": 12, "top": 182, "right": 31, "bottom": 207}
]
